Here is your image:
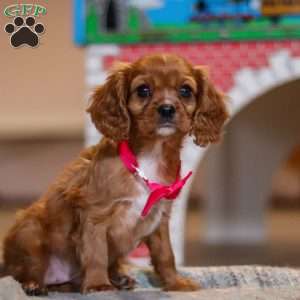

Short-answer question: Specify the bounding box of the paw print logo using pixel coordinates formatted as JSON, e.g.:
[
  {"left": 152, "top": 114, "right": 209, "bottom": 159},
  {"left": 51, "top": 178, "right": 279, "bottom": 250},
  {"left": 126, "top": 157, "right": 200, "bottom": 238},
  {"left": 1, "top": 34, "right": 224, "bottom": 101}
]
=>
[{"left": 4, "top": 16, "right": 45, "bottom": 48}]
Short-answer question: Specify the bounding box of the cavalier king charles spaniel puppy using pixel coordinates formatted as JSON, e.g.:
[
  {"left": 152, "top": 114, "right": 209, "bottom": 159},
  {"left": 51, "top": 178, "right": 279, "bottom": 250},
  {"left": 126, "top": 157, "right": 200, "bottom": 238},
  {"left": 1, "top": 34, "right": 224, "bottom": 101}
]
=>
[{"left": 2, "top": 54, "right": 228, "bottom": 295}]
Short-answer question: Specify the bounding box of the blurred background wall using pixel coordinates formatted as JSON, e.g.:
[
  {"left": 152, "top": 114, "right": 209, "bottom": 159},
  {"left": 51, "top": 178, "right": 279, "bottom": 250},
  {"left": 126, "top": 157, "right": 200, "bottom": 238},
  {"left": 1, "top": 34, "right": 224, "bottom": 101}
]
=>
[{"left": 0, "top": 1, "right": 85, "bottom": 203}]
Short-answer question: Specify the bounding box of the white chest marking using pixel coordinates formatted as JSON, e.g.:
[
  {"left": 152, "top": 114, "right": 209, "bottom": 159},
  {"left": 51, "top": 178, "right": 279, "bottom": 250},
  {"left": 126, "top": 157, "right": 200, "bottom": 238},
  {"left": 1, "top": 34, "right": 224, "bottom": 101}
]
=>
[{"left": 126, "top": 142, "right": 165, "bottom": 235}]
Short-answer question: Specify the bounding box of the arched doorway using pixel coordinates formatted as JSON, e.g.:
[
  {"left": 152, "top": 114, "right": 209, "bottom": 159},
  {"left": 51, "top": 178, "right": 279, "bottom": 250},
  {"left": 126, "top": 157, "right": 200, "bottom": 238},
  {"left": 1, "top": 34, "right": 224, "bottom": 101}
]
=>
[
  {"left": 201, "top": 78, "right": 300, "bottom": 245},
  {"left": 184, "top": 78, "right": 300, "bottom": 265}
]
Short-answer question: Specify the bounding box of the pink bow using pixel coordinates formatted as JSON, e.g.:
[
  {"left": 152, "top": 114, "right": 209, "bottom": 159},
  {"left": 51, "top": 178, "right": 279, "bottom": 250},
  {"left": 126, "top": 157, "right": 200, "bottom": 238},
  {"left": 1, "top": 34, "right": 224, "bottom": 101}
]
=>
[{"left": 118, "top": 141, "right": 192, "bottom": 217}]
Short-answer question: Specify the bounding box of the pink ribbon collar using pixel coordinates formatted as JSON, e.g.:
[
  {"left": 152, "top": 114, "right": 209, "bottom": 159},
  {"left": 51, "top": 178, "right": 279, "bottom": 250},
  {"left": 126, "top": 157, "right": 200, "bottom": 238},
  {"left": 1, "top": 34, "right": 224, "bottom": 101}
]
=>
[{"left": 118, "top": 141, "right": 192, "bottom": 217}]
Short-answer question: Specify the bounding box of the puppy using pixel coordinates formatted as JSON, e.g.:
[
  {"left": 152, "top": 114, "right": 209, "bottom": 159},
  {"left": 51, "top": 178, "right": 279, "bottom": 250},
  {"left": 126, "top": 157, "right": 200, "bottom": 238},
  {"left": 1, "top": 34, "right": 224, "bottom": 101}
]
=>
[{"left": 2, "top": 54, "right": 228, "bottom": 295}]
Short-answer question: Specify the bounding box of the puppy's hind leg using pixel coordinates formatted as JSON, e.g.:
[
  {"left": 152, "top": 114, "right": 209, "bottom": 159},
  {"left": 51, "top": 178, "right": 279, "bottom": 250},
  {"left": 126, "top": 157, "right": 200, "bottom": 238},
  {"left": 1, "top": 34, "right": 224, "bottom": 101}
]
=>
[
  {"left": 0, "top": 263, "right": 7, "bottom": 278},
  {"left": 3, "top": 218, "right": 50, "bottom": 296}
]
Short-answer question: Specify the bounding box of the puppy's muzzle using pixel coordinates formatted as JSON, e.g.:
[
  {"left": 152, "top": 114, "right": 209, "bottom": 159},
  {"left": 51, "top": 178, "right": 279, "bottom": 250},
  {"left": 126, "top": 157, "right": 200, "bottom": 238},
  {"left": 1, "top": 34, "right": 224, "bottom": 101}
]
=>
[{"left": 157, "top": 104, "right": 176, "bottom": 122}]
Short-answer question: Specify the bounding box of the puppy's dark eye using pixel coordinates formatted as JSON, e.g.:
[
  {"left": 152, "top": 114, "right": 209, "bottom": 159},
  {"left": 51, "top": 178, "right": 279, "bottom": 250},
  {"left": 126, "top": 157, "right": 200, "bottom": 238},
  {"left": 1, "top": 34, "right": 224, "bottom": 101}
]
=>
[
  {"left": 136, "top": 84, "right": 151, "bottom": 98},
  {"left": 179, "top": 85, "right": 193, "bottom": 98}
]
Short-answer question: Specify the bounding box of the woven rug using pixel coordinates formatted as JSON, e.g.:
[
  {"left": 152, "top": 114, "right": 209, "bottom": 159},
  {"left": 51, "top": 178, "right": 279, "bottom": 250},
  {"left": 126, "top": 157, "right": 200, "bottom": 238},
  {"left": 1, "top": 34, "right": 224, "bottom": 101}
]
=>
[{"left": 1, "top": 266, "right": 300, "bottom": 300}]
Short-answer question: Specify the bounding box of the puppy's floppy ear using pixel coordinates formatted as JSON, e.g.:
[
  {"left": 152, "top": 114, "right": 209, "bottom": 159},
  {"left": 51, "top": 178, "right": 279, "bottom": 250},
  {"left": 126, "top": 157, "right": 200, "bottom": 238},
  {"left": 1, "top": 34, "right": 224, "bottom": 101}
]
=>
[
  {"left": 87, "top": 62, "right": 131, "bottom": 141},
  {"left": 191, "top": 66, "right": 229, "bottom": 147}
]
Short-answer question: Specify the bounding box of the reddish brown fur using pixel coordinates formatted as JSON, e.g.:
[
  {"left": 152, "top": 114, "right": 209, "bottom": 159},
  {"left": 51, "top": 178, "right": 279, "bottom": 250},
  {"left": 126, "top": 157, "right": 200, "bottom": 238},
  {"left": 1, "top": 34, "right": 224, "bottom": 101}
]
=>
[{"left": 2, "top": 54, "right": 228, "bottom": 295}]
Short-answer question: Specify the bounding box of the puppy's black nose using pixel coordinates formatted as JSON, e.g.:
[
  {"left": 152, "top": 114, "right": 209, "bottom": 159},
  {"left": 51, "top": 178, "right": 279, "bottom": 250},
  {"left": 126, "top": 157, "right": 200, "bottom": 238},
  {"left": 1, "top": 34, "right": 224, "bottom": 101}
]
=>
[{"left": 157, "top": 104, "right": 176, "bottom": 119}]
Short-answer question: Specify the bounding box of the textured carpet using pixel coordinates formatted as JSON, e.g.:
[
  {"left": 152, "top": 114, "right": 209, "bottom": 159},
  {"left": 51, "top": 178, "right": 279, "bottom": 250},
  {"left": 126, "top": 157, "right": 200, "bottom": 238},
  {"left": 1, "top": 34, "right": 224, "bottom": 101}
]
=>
[
  {"left": 132, "top": 266, "right": 300, "bottom": 289},
  {"left": 1, "top": 266, "right": 300, "bottom": 300}
]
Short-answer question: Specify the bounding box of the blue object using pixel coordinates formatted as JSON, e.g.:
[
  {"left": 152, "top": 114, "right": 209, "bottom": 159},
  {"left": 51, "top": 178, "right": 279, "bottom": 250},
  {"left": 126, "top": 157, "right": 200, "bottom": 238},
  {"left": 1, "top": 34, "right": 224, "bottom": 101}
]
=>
[{"left": 73, "top": 0, "right": 86, "bottom": 46}]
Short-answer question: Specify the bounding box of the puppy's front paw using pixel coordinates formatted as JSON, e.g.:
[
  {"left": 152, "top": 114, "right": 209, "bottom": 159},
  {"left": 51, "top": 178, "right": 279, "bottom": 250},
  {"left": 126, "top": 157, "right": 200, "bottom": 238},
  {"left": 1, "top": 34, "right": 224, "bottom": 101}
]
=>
[
  {"left": 164, "top": 276, "right": 200, "bottom": 292},
  {"left": 82, "top": 284, "right": 117, "bottom": 294},
  {"left": 110, "top": 273, "right": 136, "bottom": 290}
]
